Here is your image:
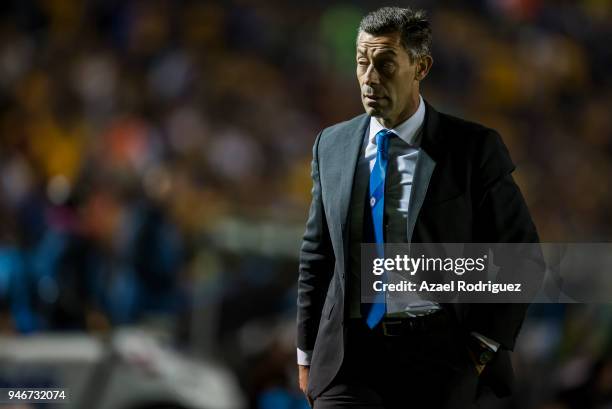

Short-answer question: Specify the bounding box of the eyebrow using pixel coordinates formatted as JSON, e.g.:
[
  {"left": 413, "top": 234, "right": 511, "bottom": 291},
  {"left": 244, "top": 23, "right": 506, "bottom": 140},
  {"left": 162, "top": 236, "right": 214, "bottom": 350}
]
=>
[
  {"left": 376, "top": 49, "right": 397, "bottom": 55},
  {"left": 356, "top": 48, "right": 398, "bottom": 57}
]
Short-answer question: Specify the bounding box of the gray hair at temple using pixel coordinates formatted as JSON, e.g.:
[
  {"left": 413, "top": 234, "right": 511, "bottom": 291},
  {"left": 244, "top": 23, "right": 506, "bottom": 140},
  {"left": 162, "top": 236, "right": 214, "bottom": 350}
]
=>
[{"left": 357, "top": 6, "right": 432, "bottom": 61}]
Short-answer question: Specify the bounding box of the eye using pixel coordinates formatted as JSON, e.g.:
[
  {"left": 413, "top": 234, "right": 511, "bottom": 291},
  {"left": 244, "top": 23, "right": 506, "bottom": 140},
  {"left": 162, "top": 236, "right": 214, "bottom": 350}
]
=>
[
  {"left": 357, "top": 59, "right": 369, "bottom": 66},
  {"left": 378, "top": 61, "right": 395, "bottom": 73}
]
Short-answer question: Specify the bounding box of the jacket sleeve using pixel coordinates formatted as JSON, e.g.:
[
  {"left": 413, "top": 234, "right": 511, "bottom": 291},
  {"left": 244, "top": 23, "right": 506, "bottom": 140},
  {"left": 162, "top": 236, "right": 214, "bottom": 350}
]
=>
[
  {"left": 464, "top": 130, "right": 545, "bottom": 351},
  {"left": 296, "top": 131, "right": 335, "bottom": 355}
]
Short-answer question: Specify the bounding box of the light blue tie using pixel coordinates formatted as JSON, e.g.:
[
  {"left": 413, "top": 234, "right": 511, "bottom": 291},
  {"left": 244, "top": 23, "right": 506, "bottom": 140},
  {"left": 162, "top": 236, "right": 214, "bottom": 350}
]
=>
[{"left": 365, "top": 129, "right": 393, "bottom": 329}]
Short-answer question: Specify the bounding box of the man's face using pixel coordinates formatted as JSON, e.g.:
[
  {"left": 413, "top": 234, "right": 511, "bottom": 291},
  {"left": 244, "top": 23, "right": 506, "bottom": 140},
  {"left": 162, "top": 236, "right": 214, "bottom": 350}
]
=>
[{"left": 356, "top": 31, "right": 422, "bottom": 127}]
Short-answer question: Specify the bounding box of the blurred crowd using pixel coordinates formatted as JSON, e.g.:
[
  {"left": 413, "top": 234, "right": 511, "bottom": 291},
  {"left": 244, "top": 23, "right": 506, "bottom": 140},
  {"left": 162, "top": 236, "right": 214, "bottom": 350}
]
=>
[{"left": 0, "top": 1, "right": 611, "bottom": 408}]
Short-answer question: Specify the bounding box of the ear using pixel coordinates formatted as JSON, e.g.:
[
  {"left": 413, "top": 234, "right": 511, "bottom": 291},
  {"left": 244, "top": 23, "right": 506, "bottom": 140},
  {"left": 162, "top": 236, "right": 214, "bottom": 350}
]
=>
[{"left": 415, "top": 55, "right": 433, "bottom": 82}]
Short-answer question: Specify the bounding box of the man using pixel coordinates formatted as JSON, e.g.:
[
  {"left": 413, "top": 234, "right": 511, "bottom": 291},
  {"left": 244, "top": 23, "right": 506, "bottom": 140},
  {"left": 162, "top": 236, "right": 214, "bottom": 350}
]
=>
[{"left": 297, "top": 6, "right": 543, "bottom": 409}]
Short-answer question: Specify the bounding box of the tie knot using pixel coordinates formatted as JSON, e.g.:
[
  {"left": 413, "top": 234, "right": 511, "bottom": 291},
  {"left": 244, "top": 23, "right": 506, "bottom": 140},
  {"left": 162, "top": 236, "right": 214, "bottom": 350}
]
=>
[{"left": 375, "top": 129, "right": 393, "bottom": 154}]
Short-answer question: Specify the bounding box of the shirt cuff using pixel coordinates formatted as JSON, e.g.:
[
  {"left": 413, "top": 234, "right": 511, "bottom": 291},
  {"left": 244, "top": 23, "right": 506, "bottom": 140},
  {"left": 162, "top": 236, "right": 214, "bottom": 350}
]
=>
[
  {"left": 471, "top": 332, "right": 500, "bottom": 352},
  {"left": 297, "top": 348, "right": 313, "bottom": 366}
]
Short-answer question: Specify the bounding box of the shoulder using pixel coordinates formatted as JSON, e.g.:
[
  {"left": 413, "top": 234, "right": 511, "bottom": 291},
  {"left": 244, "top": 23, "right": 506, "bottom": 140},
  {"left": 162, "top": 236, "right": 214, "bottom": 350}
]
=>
[
  {"left": 436, "top": 110, "right": 500, "bottom": 146},
  {"left": 320, "top": 113, "right": 369, "bottom": 137},
  {"left": 437, "top": 110, "right": 516, "bottom": 188},
  {"left": 314, "top": 113, "right": 368, "bottom": 150},
  {"left": 433, "top": 110, "right": 511, "bottom": 162}
]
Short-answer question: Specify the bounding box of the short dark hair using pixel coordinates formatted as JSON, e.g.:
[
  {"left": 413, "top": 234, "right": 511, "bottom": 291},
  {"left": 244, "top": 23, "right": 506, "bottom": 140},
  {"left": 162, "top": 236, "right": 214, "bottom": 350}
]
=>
[{"left": 358, "top": 6, "right": 432, "bottom": 61}]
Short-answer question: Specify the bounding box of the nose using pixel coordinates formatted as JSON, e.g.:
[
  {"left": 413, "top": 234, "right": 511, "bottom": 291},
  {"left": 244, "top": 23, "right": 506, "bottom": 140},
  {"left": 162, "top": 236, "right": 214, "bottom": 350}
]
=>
[{"left": 364, "top": 63, "right": 380, "bottom": 85}]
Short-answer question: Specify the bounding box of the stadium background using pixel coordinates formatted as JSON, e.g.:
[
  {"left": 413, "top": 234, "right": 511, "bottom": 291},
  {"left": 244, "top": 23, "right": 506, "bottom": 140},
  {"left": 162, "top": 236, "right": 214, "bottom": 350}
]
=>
[{"left": 0, "top": 0, "right": 611, "bottom": 408}]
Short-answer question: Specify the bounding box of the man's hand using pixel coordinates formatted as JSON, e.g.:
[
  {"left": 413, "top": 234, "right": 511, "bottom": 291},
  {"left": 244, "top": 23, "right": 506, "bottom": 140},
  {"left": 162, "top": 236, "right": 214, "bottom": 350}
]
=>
[
  {"left": 465, "top": 335, "right": 497, "bottom": 375},
  {"left": 298, "top": 365, "right": 314, "bottom": 407},
  {"left": 467, "top": 347, "right": 487, "bottom": 375}
]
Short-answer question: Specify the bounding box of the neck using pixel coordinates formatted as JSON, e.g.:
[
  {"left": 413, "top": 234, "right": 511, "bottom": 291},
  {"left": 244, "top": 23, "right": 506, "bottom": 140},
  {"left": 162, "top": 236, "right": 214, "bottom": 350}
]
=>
[{"left": 376, "top": 94, "right": 420, "bottom": 129}]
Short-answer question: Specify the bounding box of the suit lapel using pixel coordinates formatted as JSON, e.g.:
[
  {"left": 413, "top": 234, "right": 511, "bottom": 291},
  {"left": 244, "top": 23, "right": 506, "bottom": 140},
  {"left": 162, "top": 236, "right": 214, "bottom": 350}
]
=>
[
  {"left": 338, "top": 114, "right": 369, "bottom": 234},
  {"left": 407, "top": 150, "right": 436, "bottom": 242},
  {"left": 407, "top": 100, "right": 442, "bottom": 242},
  {"left": 333, "top": 114, "right": 369, "bottom": 284}
]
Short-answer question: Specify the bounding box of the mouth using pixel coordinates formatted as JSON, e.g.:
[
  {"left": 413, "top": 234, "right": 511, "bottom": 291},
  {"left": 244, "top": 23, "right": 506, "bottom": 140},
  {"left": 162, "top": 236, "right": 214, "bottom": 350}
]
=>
[{"left": 363, "top": 95, "right": 386, "bottom": 107}]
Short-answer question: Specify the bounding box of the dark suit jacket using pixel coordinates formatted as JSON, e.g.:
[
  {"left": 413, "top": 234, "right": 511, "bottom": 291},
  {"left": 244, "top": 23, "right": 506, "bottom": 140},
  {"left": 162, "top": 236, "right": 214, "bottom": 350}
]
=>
[{"left": 297, "top": 100, "right": 544, "bottom": 399}]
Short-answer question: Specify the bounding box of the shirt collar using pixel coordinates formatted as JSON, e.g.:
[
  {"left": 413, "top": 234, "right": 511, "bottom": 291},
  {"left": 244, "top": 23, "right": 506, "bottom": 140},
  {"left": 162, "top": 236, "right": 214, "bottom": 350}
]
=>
[{"left": 368, "top": 94, "right": 425, "bottom": 147}]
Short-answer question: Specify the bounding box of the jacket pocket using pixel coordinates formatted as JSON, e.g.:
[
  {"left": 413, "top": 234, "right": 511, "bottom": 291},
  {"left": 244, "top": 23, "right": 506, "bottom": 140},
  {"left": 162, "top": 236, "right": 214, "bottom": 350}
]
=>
[{"left": 322, "top": 295, "right": 335, "bottom": 320}]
